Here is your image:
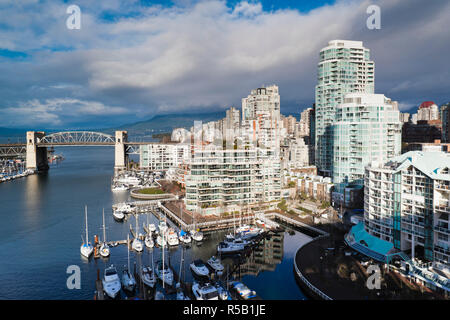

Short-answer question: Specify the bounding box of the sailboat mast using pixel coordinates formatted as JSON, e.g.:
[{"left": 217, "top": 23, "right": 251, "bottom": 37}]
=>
[
  {"left": 102, "top": 208, "right": 106, "bottom": 243},
  {"left": 85, "top": 205, "right": 89, "bottom": 244},
  {"left": 127, "top": 234, "right": 130, "bottom": 272}
]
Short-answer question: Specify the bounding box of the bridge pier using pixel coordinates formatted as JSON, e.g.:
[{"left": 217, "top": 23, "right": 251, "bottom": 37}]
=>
[
  {"left": 114, "top": 131, "right": 128, "bottom": 173},
  {"left": 26, "top": 131, "right": 49, "bottom": 171}
]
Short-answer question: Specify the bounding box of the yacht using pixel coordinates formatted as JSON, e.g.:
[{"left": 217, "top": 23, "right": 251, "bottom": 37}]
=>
[
  {"left": 121, "top": 235, "right": 136, "bottom": 292},
  {"left": 156, "top": 234, "right": 167, "bottom": 247},
  {"left": 179, "top": 230, "right": 191, "bottom": 244},
  {"left": 215, "top": 283, "right": 232, "bottom": 300},
  {"left": 224, "top": 234, "right": 252, "bottom": 247},
  {"left": 111, "top": 184, "right": 128, "bottom": 192},
  {"left": 155, "top": 261, "right": 174, "bottom": 287},
  {"left": 159, "top": 220, "right": 168, "bottom": 234},
  {"left": 148, "top": 223, "right": 156, "bottom": 232},
  {"left": 80, "top": 206, "right": 94, "bottom": 259},
  {"left": 144, "top": 234, "right": 154, "bottom": 248},
  {"left": 132, "top": 237, "right": 143, "bottom": 252},
  {"left": 140, "top": 266, "right": 156, "bottom": 288},
  {"left": 190, "top": 229, "right": 204, "bottom": 242},
  {"left": 207, "top": 256, "right": 224, "bottom": 274},
  {"left": 190, "top": 259, "right": 209, "bottom": 277},
  {"left": 132, "top": 215, "right": 144, "bottom": 252},
  {"left": 113, "top": 210, "right": 125, "bottom": 222},
  {"left": 236, "top": 225, "right": 263, "bottom": 240},
  {"left": 99, "top": 209, "right": 110, "bottom": 258},
  {"left": 167, "top": 228, "right": 179, "bottom": 246},
  {"left": 191, "top": 282, "right": 219, "bottom": 300},
  {"left": 102, "top": 265, "right": 121, "bottom": 299},
  {"left": 231, "top": 281, "right": 257, "bottom": 300},
  {"left": 217, "top": 241, "right": 244, "bottom": 254}
]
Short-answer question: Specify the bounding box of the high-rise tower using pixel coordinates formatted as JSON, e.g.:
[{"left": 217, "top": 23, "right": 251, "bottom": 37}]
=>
[{"left": 315, "top": 40, "right": 375, "bottom": 176}]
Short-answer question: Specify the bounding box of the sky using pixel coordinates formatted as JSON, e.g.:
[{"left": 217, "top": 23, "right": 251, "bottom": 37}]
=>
[{"left": 0, "top": 0, "right": 449, "bottom": 129}]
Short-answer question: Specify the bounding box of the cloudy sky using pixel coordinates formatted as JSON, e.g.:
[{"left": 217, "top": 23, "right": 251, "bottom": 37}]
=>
[{"left": 0, "top": 0, "right": 449, "bottom": 129}]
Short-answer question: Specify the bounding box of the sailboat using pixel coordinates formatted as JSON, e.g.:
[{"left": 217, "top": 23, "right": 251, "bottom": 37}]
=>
[
  {"left": 121, "top": 234, "right": 136, "bottom": 292},
  {"left": 155, "top": 236, "right": 173, "bottom": 287},
  {"left": 176, "top": 247, "right": 190, "bottom": 300},
  {"left": 140, "top": 248, "right": 156, "bottom": 288},
  {"left": 99, "top": 209, "right": 110, "bottom": 258},
  {"left": 131, "top": 215, "right": 143, "bottom": 252},
  {"left": 80, "top": 205, "right": 94, "bottom": 259},
  {"left": 144, "top": 214, "right": 154, "bottom": 248},
  {"left": 179, "top": 206, "right": 191, "bottom": 244}
]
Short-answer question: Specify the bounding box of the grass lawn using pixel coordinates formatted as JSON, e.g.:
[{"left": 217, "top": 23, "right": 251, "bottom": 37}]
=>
[{"left": 137, "top": 187, "right": 165, "bottom": 195}]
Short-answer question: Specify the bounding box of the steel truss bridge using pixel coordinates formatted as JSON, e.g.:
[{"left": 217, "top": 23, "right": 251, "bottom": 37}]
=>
[{"left": 0, "top": 131, "right": 147, "bottom": 159}]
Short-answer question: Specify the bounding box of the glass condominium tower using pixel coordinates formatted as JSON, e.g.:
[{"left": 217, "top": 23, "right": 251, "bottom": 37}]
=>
[{"left": 315, "top": 40, "right": 375, "bottom": 176}]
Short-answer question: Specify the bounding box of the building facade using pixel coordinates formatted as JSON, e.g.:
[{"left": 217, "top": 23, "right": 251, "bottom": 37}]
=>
[
  {"left": 364, "top": 151, "right": 450, "bottom": 266},
  {"left": 315, "top": 40, "right": 375, "bottom": 176},
  {"left": 140, "top": 143, "right": 189, "bottom": 171},
  {"left": 184, "top": 146, "right": 281, "bottom": 215},
  {"left": 332, "top": 93, "right": 402, "bottom": 193}
]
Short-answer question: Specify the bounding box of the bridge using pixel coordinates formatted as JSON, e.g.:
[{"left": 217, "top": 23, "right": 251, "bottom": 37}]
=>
[{"left": 0, "top": 131, "right": 147, "bottom": 172}]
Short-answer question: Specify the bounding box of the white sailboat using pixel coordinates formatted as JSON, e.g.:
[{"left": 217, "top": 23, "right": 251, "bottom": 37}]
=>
[
  {"left": 131, "top": 215, "right": 143, "bottom": 252},
  {"left": 121, "top": 234, "right": 136, "bottom": 292},
  {"left": 80, "top": 205, "right": 94, "bottom": 259},
  {"left": 99, "top": 209, "right": 110, "bottom": 258},
  {"left": 144, "top": 214, "right": 154, "bottom": 248}
]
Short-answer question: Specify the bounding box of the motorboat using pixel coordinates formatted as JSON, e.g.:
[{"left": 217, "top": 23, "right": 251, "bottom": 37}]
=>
[
  {"left": 224, "top": 234, "right": 252, "bottom": 247},
  {"left": 145, "top": 234, "right": 154, "bottom": 248},
  {"left": 191, "top": 282, "right": 219, "bottom": 300},
  {"left": 190, "top": 229, "right": 203, "bottom": 242},
  {"left": 190, "top": 259, "right": 209, "bottom": 277},
  {"left": 207, "top": 256, "right": 224, "bottom": 274},
  {"left": 217, "top": 241, "right": 244, "bottom": 254},
  {"left": 132, "top": 238, "right": 143, "bottom": 252},
  {"left": 148, "top": 223, "right": 156, "bottom": 232},
  {"left": 80, "top": 206, "right": 94, "bottom": 259},
  {"left": 111, "top": 184, "right": 128, "bottom": 192},
  {"left": 156, "top": 234, "right": 167, "bottom": 247},
  {"left": 236, "top": 225, "right": 263, "bottom": 240},
  {"left": 113, "top": 210, "right": 125, "bottom": 222},
  {"left": 140, "top": 266, "right": 156, "bottom": 288},
  {"left": 179, "top": 230, "right": 191, "bottom": 244},
  {"left": 231, "top": 281, "right": 257, "bottom": 300},
  {"left": 167, "top": 228, "right": 179, "bottom": 246},
  {"left": 155, "top": 261, "right": 174, "bottom": 287},
  {"left": 215, "top": 283, "right": 232, "bottom": 300},
  {"left": 121, "top": 234, "right": 136, "bottom": 292},
  {"left": 115, "top": 202, "right": 133, "bottom": 213},
  {"left": 102, "top": 265, "right": 121, "bottom": 299}
]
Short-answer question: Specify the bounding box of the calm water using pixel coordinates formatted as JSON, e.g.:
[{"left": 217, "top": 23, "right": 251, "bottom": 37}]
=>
[{"left": 0, "top": 147, "right": 309, "bottom": 300}]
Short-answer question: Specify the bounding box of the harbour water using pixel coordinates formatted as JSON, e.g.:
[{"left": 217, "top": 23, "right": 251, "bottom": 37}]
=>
[{"left": 0, "top": 146, "right": 309, "bottom": 300}]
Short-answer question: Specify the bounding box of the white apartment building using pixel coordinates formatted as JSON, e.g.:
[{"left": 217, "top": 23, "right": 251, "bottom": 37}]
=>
[
  {"left": 140, "top": 143, "right": 189, "bottom": 171},
  {"left": 364, "top": 151, "right": 450, "bottom": 266},
  {"left": 333, "top": 93, "right": 402, "bottom": 193},
  {"left": 184, "top": 146, "right": 281, "bottom": 215},
  {"left": 315, "top": 40, "right": 375, "bottom": 176},
  {"left": 242, "top": 85, "right": 283, "bottom": 149}
]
